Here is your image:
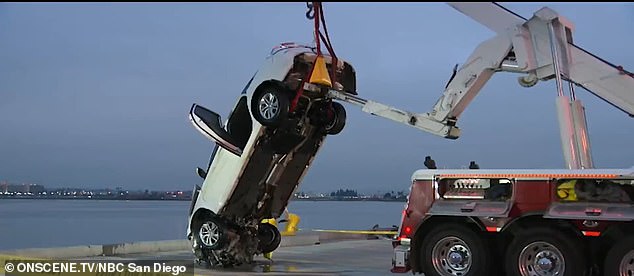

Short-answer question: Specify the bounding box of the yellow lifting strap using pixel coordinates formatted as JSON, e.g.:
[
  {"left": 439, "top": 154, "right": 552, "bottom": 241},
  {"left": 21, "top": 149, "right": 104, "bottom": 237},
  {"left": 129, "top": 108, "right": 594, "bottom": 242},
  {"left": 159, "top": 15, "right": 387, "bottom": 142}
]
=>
[{"left": 313, "top": 229, "right": 399, "bottom": 235}]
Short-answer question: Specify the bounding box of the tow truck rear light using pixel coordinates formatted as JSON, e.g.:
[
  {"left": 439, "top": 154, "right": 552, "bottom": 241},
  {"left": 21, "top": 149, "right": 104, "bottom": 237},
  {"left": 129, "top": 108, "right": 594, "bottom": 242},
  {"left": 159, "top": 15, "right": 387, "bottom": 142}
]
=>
[
  {"left": 405, "top": 226, "right": 411, "bottom": 234},
  {"left": 582, "top": 231, "right": 601, "bottom": 237},
  {"left": 486, "top": 226, "right": 501, "bottom": 232}
]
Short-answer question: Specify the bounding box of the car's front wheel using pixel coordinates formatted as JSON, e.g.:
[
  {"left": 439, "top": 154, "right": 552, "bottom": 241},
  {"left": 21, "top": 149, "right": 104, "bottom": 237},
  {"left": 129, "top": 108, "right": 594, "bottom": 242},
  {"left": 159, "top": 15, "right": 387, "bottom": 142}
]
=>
[
  {"left": 251, "top": 85, "right": 290, "bottom": 127},
  {"left": 195, "top": 217, "right": 227, "bottom": 251}
]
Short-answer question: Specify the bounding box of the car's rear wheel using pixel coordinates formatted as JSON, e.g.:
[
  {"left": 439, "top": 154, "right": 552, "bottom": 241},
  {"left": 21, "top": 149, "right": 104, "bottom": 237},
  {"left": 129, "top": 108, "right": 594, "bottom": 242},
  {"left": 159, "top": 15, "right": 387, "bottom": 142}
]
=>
[
  {"left": 252, "top": 85, "right": 290, "bottom": 127},
  {"left": 258, "top": 222, "right": 282, "bottom": 253},
  {"left": 325, "top": 102, "right": 346, "bottom": 135},
  {"left": 195, "top": 217, "right": 227, "bottom": 251}
]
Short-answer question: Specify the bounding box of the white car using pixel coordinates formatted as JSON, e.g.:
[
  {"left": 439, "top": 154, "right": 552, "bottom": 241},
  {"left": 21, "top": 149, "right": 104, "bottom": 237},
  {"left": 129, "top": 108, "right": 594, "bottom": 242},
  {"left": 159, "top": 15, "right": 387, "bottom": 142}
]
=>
[{"left": 186, "top": 42, "right": 357, "bottom": 267}]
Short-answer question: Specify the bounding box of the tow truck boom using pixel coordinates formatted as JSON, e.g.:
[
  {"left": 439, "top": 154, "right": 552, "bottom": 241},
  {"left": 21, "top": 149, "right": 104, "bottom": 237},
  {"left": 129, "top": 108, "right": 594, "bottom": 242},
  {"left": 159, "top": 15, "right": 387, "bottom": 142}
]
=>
[
  {"left": 327, "top": 2, "right": 634, "bottom": 169},
  {"left": 327, "top": 89, "right": 462, "bottom": 139}
]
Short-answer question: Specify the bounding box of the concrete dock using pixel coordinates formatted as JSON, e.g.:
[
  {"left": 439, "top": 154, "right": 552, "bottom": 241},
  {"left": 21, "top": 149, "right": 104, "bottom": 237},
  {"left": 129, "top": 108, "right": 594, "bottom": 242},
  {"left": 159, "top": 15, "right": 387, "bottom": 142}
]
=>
[
  {"left": 1, "top": 232, "right": 397, "bottom": 276},
  {"left": 84, "top": 239, "right": 394, "bottom": 275}
]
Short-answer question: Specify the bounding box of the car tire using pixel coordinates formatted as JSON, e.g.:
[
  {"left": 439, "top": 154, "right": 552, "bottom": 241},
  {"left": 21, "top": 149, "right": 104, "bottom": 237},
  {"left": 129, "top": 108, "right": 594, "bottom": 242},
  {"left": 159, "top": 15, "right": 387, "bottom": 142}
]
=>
[
  {"left": 420, "top": 223, "right": 492, "bottom": 276},
  {"left": 325, "top": 102, "right": 346, "bottom": 135},
  {"left": 251, "top": 85, "right": 290, "bottom": 127},
  {"left": 195, "top": 217, "right": 227, "bottom": 251},
  {"left": 603, "top": 236, "right": 634, "bottom": 276},
  {"left": 505, "top": 227, "right": 586, "bottom": 276},
  {"left": 257, "top": 222, "right": 282, "bottom": 253}
]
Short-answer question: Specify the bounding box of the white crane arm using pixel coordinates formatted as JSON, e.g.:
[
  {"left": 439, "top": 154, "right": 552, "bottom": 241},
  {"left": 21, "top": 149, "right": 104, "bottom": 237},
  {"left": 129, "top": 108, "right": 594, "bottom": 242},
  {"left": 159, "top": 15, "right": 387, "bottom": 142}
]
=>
[
  {"left": 450, "top": 2, "right": 634, "bottom": 117},
  {"left": 326, "top": 24, "right": 517, "bottom": 139},
  {"left": 326, "top": 89, "right": 461, "bottom": 139},
  {"left": 328, "top": 2, "right": 633, "bottom": 142}
]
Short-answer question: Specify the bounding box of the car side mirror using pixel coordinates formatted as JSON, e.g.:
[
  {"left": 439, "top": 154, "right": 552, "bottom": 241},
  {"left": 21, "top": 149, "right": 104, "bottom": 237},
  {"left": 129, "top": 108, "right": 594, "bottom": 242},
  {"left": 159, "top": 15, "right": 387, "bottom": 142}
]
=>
[{"left": 196, "top": 167, "right": 207, "bottom": 179}]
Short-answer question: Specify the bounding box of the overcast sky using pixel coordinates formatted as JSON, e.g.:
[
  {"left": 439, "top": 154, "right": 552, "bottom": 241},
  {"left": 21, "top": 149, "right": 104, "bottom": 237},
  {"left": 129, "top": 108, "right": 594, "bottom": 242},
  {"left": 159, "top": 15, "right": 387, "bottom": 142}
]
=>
[{"left": 1, "top": 2, "right": 632, "bottom": 194}]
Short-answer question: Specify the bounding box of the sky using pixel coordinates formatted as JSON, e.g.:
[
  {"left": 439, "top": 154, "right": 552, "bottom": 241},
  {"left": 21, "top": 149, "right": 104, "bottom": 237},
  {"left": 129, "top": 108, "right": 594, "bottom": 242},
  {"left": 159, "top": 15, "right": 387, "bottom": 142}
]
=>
[{"left": 0, "top": 2, "right": 632, "bottom": 194}]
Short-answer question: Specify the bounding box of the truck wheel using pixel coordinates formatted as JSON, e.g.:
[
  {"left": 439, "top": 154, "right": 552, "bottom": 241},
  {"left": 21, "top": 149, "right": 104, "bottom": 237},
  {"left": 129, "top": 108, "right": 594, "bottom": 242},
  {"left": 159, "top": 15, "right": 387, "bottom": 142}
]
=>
[
  {"left": 324, "top": 102, "right": 346, "bottom": 135},
  {"left": 257, "top": 223, "right": 281, "bottom": 253},
  {"left": 195, "top": 217, "right": 227, "bottom": 251},
  {"left": 420, "top": 223, "right": 492, "bottom": 276},
  {"left": 603, "top": 236, "right": 634, "bottom": 276},
  {"left": 505, "top": 228, "right": 586, "bottom": 276},
  {"left": 251, "top": 85, "right": 290, "bottom": 127}
]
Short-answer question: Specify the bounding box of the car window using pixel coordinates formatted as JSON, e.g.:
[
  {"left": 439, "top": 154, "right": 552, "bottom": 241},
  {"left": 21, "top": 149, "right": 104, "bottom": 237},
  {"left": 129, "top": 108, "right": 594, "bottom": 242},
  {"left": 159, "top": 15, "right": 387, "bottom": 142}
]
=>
[{"left": 226, "top": 97, "right": 253, "bottom": 149}]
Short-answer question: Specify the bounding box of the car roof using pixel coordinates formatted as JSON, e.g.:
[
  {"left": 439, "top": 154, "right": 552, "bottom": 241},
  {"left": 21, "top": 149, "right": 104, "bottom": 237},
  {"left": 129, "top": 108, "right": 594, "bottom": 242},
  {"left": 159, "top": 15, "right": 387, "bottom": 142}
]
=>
[{"left": 270, "top": 42, "right": 350, "bottom": 64}]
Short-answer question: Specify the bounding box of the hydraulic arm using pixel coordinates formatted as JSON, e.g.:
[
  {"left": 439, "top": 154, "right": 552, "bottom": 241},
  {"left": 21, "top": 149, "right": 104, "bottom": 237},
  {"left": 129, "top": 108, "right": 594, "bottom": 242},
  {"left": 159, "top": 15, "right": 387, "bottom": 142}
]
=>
[{"left": 328, "top": 2, "right": 633, "bottom": 169}]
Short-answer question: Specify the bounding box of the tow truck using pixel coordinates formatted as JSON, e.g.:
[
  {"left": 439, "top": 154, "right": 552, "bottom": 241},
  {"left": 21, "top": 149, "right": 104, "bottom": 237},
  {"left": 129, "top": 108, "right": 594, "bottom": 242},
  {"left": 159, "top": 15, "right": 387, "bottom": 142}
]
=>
[{"left": 318, "top": 2, "right": 634, "bottom": 276}]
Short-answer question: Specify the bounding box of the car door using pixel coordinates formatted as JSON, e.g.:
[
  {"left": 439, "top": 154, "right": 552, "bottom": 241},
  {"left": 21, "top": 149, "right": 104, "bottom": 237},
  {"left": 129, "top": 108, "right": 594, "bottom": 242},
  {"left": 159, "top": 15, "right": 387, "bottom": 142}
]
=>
[{"left": 189, "top": 103, "right": 243, "bottom": 156}]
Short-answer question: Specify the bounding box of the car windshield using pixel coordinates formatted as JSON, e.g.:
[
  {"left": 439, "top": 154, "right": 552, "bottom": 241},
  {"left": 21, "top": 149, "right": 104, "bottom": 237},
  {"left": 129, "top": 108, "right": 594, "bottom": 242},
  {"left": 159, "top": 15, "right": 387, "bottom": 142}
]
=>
[{"left": 240, "top": 72, "right": 256, "bottom": 95}]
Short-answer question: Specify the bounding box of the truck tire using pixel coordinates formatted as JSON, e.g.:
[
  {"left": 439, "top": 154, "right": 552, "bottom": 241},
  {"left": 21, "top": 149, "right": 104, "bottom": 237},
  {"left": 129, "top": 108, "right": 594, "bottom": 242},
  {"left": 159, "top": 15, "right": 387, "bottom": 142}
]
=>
[
  {"left": 603, "top": 236, "right": 634, "bottom": 276},
  {"left": 505, "top": 227, "right": 586, "bottom": 276},
  {"left": 420, "top": 223, "right": 492, "bottom": 276}
]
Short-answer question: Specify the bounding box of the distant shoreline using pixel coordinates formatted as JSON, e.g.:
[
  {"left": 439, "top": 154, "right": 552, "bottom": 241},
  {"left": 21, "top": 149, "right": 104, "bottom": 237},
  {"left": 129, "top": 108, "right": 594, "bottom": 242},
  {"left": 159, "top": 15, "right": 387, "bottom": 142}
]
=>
[{"left": 0, "top": 196, "right": 406, "bottom": 202}]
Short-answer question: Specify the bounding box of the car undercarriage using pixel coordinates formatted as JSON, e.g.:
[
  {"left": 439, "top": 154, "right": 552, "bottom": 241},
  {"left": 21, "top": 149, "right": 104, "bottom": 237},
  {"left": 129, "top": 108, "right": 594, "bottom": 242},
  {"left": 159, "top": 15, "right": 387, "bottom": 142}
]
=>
[{"left": 190, "top": 100, "right": 338, "bottom": 267}]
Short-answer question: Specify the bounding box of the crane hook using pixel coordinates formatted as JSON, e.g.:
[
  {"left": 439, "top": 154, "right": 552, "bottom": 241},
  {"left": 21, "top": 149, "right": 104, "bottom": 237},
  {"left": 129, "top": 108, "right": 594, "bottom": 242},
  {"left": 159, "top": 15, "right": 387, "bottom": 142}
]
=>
[{"left": 306, "top": 2, "right": 315, "bottom": 19}]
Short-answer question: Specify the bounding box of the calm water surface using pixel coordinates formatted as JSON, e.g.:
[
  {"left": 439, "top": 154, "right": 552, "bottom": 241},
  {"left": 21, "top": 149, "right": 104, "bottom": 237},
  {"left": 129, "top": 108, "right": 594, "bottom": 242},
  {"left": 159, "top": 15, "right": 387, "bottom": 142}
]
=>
[{"left": 0, "top": 199, "right": 404, "bottom": 250}]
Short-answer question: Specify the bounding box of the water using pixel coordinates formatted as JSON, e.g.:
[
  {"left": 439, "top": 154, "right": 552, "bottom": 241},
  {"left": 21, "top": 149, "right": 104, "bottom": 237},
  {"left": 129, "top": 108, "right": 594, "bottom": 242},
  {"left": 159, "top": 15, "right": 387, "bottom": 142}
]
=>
[{"left": 0, "top": 199, "right": 405, "bottom": 250}]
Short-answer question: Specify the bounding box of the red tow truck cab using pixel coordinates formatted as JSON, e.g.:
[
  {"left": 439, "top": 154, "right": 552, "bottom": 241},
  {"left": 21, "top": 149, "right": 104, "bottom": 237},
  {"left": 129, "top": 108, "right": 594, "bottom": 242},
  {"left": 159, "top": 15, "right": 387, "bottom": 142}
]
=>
[{"left": 391, "top": 168, "right": 634, "bottom": 276}]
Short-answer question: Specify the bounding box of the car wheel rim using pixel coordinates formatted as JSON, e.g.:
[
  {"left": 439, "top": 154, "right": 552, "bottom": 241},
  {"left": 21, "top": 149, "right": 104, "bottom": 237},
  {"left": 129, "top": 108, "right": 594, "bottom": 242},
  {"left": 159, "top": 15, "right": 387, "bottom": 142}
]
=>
[
  {"left": 260, "top": 225, "right": 276, "bottom": 245},
  {"left": 325, "top": 112, "right": 337, "bottom": 130},
  {"left": 518, "top": 241, "right": 565, "bottom": 276},
  {"left": 619, "top": 250, "right": 634, "bottom": 276},
  {"left": 259, "top": 92, "right": 279, "bottom": 120},
  {"left": 431, "top": 236, "right": 472, "bottom": 276},
  {"left": 199, "top": 221, "right": 220, "bottom": 247}
]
